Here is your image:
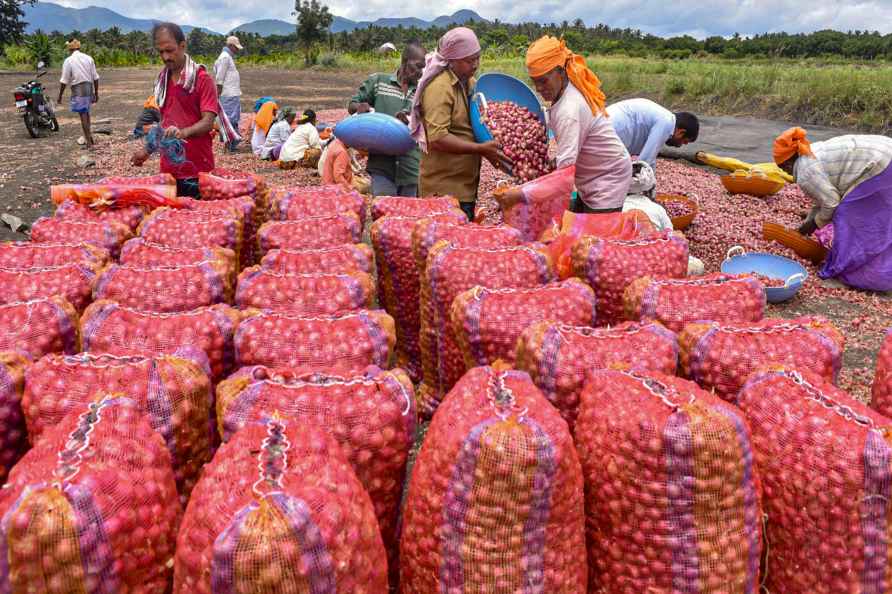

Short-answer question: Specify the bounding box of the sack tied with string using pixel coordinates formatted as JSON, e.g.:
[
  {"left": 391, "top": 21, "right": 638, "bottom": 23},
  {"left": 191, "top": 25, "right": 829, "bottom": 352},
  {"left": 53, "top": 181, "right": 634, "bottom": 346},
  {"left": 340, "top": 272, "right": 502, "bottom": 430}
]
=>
[
  {"left": 515, "top": 320, "right": 679, "bottom": 431},
  {"left": 235, "top": 267, "right": 374, "bottom": 316},
  {"left": 0, "top": 396, "right": 181, "bottom": 593},
  {"left": 0, "top": 262, "right": 99, "bottom": 312},
  {"left": 737, "top": 368, "right": 892, "bottom": 594},
  {"left": 401, "top": 366, "right": 587, "bottom": 593},
  {"left": 370, "top": 195, "right": 460, "bottom": 220},
  {"left": 30, "top": 217, "right": 132, "bottom": 259},
  {"left": 0, "top": 241, "right": 109, "bottom": 269},
  {"left": 174, "top": 416, "right": 387, "bottom": 594},
  {"left": 269, "top": 185, "right": 366, "bottom": 226},
  {"left": 259, "top": 244, "right": 373, "bottom": 276},
  {"left": 24, "top": 350, "right": 213, "bottom": 501},
  {"left": 679, "top": 316, "right": 844, "bottom": 400},
  {"left": 0, "top": 297, "right": 80, "bottom": 360},
  {"left": 576, "top": 369, "right": 763, "bottom": 593},
  {"left": 257, "top": 212, "right": 361, "bottom": 256}
]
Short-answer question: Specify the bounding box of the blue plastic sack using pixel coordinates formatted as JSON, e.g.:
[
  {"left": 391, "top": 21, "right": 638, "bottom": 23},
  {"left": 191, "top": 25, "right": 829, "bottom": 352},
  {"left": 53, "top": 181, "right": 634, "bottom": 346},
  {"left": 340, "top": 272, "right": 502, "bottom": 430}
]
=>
[{"left": 333, "top": 112, "right": 416, "bottom": 156}]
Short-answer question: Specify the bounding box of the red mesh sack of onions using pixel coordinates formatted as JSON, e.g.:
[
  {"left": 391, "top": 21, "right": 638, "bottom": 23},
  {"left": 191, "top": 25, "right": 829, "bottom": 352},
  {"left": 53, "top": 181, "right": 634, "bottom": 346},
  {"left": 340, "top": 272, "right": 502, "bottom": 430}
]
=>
[
  {"left": 235, "top": 267, "right": 374, "bottom": 315},
  {"left": 198, "top": 168, "right": 263, "bottom": 201},
  {"left": 371, "top": 211, "right": 466, "bottom": 380},
  {"left": 418, "top": 242, "right": 553, "bottom": 419},
  {"left": 451, "top": 279, "right": 596, "bottom": 371},
  {"left": 93, "top": 260, "right": 233, "bottom": 313},
  {"left": 174, "top": 415, "right": 387, "bottom": 594},
  {"left": 178, "top": 195, "right": 263, "bottom": 266},
  {"left": 515, "top": 320, "right": 678, "bottom": 431},
  {"left": 576, "top": 369, "right": 763, "bottom": 593},
  {"left": 234, "top": 310, "right": 395, "bottom": 374},
  {"left": 0, "top": 261, "right": 99, "bottom": 311},
  {"left": 270, "top": 185, "right": 366, "bottom": 225},
  {"left": 81, "top": 300, "right": 243, "bottom": 381},
  {"left": 120, "top": 238, "right": 238, "bottom": 287},
  {"left": 482, "top": 100, "right": 553, "bottom": 182},
  {"left": 23, "top": 350, "right": 213, "bottom": 500},
  {"left": 30, "top": 216, "right": 132, "bottom": 259},
  {"left": 736, "top": 367, "right": 892, "bottom": 594},
  {"left": 54, "top": 200, "right": 149, "bottom": 232},
  {"left": 256, "top": 212, "right": 361, "bottom": 257},
  {"left": 0, "top": 395, "right": 181, "bottom": 592},
  {"left": 260, "top": 244, "right": 374, "bottom": 275},
  {"left": 624, "top": 273, "right": 766, "bottom": 334},
  {"left": 401, "top": 366, "right": 586, "bottom": 592},
  {"left": 216, "top": 366, "right": 415, "bottom": 562},
  {"left": 679, "top": 316, "right": 844, "bottom": 401},
  {"left": 370, "top": 195, "right": 460, "bottom": 220},
  {"left": 0, "top": 297, "right": 80, "bottom": 360},
  {"left": 502, "top": 165, "right": 575, "bottom": 241},
  {"left": 0, "top": 240, "right": 109, "bottom": 269},
  {"left": 572, "top": 231, "right": 689, "bottom": 326},
  {"left": 99, "top": 173, "right": 176, "bottom": 186},
  {"left": 138, "top": 207, "right": 245, "bottom": 263},
  {"left": 0, "top": 352, "right": 29, "bottom": 482},
  {"left": 872, "top": 328, "right": 892, "bottom": 417}
]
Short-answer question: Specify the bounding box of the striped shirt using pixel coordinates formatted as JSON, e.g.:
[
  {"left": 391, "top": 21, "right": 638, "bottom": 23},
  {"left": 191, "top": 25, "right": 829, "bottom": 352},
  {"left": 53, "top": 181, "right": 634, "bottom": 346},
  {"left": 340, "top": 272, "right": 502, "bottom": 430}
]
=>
[
  {"left": 350, "top": 73, "right": 419, "bottom": 186},
  {"left": 795, "top": 135, "right": 892, "bottom": 227}
]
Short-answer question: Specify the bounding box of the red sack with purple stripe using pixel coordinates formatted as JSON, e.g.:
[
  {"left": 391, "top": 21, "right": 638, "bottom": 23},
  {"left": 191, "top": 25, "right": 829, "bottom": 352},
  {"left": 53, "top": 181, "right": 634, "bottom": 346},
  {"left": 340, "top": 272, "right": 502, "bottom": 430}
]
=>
[
  {"left": 624, "top": 273, "right": 766, "bottom": 333},
  {"left": 873, "top": 329, "right": 892, "bottom": 417},
  {"left": 515, "top": 320, "right": 679, "bottom": 431},
  {"left": 738, "top": 368, "right": 892, "bottom": 594},
  {"left": 680, "top": 316, "right": 844, "bottom": 400},
  {"left": 30, "top": 217, "right": 132, "bottom": 258},
  {"left": 120, "top": 238, "right": 238, "bottom": 287},
  {"left": 0, "top": 241, "right": 109, "bottom": 269},
  {"left": 54, "top": 200, "right": 149, "bottom": 232},
  {"left": 401, "top": 366, "right": 586, "bottom": 592},
  {"left": 178, "top": 195, "right": 262, "bottom": 266},
  {"left": 259, "top": 244, "right": 373, "bottom": 275},
  {"left": 371, "top": 211, "right": 465, "bottom": 380},
  {"left": 138, "top": 207, "right": 245, "bottom": 261},
  {"left": 0, "top": 395, "right": 181, "bottom": 592},
  {"left": 571, "top": 231, "right": 689, "bottom": 326},
  {"left": 235, "top": 267, "right": 374, "bottom": 315},
  {"left": 371, "top": 195, "right": 460, "bottom": 220},
  {"left": 94, "top": 261, "right": 233, "bottom": 313},
  {"left": 577, "top": 369, "right": 763, "bottom": 593},
  {"left": 174, "top": 415, "right": 387, "bottom": 594},
  {"left": 0, "top": 297, "right": 80, "bottom": 360},
  {"left": 451, "top": 279, "right": 596, "bottom": 370},
  {"left": 0, "top": 352, "right": 28, "bottom": 482},
  {"left": 234, "top": 310, "right": 395, "bottom": 374},
  {"left": 80, "top": 301, "right": 243, "bottom": 381},
  {"left": 270, "top": 185, "right": 366, "bottom": 225},
  {"left": 0, "top": 262, "right": 98, "bottom": 311},
  {"left": 257, "top": 212, "right": 361, "bottom": 256},
  {"left": 24, "top": 350, "right": 213, "bottom": 500},
  {"left": 216, "top": 366, "right": 415, "bottom": 567}
]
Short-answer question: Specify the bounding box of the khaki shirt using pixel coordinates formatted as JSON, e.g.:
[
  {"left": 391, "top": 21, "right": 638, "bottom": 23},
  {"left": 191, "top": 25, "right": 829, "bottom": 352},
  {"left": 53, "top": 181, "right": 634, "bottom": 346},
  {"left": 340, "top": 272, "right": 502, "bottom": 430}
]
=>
[{"left": 419, "top": 69, "right": 481, "bottom": 203}]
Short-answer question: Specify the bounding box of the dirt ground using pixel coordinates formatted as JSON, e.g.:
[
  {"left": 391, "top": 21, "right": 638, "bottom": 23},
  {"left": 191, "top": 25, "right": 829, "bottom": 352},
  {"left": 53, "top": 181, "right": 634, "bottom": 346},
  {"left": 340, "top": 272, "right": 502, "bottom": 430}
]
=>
[{"left": 0, "top": 66, "right": 367, "bottom": 241}]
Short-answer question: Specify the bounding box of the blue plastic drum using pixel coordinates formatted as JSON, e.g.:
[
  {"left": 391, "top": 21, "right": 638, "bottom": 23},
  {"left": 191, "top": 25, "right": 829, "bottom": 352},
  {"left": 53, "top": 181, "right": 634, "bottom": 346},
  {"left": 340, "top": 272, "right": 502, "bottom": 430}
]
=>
[
  {"left": 720, "top": 245, "right": 808, "bottom": 303},
  {"left": 333, "top": 112, "right": 416, "bottom": 156},
  {"left": 470, "top": 73, "right": 546, "bottom": 144}
]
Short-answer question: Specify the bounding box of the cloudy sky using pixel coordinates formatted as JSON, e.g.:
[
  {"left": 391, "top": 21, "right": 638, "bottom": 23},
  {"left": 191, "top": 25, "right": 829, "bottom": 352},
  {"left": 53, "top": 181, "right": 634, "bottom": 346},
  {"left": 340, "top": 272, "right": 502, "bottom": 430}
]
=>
[{"left": 55, "top": 0, "right": 892, "bottom": 38}]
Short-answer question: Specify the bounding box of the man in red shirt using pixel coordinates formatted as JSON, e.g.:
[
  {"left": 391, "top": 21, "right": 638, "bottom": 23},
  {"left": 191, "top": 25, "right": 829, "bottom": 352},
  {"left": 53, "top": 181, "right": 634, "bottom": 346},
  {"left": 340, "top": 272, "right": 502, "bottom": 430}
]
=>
[{"left": 131, "top": 22, "right": 218, "bottom": 198}]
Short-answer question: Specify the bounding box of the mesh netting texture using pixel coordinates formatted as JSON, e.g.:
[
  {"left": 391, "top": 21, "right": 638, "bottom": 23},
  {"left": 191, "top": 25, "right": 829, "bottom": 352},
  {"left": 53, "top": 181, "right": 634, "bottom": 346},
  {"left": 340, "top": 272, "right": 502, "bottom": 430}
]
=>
[
  {"left": 260, "top": 244, "right": 373, "bottom": 276},
  {"left": 0, "top": 352, "right": 29, "bottom": 483},
  {"left": 0, "top": 241, "right": 109, "bottom": 269},
  {"left": 371, "top": 195, "right": 460, "bottom": 220},
  {"left": 30, "top": 217, "right": 132, "bottom": 259},
  {"left": 0, "top": 297, "right": 80, "bottom": 360},
  {"left": 872, "top": 328, "right": 892, "bottom": 416},
  {"left": 576, "top": 369, "right": 763, "bottom": 593},
  {"left": 94, "top": 261, "right": 233, "bottom": 313},
  {"left": 401, "top": 366, "right": 586, "bottom": 592},
  {"left": 0, "top": 262, "right": 99, "bottom": 311},
  {"left": 270, "top": 185, "right": 366, "bottom": 225},
  {"left": 235, "top": 267, "right": 374, "bottom": 315},
  {"left": 257, "top": 212, "right": 362, "bottom": 256}
]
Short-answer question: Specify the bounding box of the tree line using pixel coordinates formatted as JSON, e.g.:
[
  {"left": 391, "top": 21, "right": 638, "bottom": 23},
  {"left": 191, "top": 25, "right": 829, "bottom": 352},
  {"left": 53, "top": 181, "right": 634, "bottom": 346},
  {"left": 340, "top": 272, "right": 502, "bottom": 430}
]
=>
[{"left": 5, "top": 0, "right": 892, "bottom": 67}]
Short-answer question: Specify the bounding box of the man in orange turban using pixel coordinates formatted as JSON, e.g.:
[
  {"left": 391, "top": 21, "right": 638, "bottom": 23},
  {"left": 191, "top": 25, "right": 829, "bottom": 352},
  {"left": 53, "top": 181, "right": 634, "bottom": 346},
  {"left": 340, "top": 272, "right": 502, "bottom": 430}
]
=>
[
  {"left": 773, "top": 126, "right": 814, "bottom": 172},
  {"left": 517, "top": 36, "right": 631, "bottom": 213}
]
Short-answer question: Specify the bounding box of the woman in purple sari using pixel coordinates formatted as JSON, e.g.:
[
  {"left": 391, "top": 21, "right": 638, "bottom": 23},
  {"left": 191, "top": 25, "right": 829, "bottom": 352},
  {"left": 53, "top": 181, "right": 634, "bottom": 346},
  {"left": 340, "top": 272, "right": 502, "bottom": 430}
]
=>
[{"left": 774, "top": 127, "right": 892, "bottom": 291}]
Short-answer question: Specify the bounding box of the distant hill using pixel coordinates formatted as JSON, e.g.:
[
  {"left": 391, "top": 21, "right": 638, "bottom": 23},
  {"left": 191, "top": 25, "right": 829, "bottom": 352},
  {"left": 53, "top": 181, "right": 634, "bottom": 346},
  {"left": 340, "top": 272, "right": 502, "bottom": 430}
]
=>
[
  {"left": 23, "top": 2, "right": 218, "bottom": 35},
  {"left": 236, "top": 10, "right": 488, "bottom": 37}
]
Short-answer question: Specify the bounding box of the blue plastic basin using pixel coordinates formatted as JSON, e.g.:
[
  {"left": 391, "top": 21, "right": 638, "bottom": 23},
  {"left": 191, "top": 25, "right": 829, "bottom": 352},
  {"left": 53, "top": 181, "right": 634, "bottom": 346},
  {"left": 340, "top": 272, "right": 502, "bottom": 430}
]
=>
[
  {"left": 332, "top": 112, "right": 416, "bottom": 156},
  {"left": 720, "top": 246, "right": 808, "bottom": 303},
  {"left": 470, "top": 73, "right": 545, "bottom": 144}
]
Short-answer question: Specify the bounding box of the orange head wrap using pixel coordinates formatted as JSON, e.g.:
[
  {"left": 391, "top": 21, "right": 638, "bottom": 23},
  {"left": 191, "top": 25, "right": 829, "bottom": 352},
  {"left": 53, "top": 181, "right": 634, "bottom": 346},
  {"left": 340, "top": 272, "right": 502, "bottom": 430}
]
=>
[
  {"left": 144, "top": 95, "right": 159, "bottom": 110},
  {"left": 255, "top": 101, "right": 279, "bottom": 134},
  {"left": 526, "top": 36, "right": 606, "bottom": 116},
  {"left": 773, "top": 127, "right": 814, "bottom": 164}
]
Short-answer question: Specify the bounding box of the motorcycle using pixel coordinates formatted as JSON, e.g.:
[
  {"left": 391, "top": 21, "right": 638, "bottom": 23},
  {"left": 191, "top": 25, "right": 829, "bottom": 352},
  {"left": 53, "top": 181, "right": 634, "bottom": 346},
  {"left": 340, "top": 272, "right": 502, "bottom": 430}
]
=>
[{"left": 14, "top": 61, "right": 59, "bottom": 138}]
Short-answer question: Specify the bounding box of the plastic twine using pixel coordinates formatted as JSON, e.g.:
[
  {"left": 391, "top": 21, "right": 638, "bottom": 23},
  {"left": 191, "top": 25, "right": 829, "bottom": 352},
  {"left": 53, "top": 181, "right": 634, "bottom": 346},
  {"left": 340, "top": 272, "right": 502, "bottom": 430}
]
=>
[{"left": 144, "top": 125, "right": 187, "bottom": 165}]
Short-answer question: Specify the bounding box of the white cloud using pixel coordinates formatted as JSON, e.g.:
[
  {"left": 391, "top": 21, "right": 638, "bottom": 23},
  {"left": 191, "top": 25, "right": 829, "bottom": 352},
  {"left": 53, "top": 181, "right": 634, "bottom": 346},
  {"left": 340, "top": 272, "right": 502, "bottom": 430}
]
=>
[{"left": 55, "top": 0, "right": 892, "bottom": 37}]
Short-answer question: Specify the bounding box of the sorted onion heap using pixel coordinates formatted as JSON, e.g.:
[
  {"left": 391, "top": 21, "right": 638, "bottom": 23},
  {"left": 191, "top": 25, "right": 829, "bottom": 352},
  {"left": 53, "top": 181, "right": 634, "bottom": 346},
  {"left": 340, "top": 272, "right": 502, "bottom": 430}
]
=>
[{"left": 483, "top": 101, "right": 553, "bottom": 183}]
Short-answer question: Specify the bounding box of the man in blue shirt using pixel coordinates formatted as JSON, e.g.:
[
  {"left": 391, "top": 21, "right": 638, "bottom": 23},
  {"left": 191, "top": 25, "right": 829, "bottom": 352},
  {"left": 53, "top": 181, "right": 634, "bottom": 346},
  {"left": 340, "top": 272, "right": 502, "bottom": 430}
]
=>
[{"left": 606, "top": 98, "right": 699, "bottom": 171}]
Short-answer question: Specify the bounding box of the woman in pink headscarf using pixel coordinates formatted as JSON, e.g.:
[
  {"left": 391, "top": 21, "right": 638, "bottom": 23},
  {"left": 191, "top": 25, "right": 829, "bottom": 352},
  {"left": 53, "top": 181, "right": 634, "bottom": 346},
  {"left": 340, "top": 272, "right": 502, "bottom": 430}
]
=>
[{"left": 409, "top": 27, "right": 506, "bottom": 219}]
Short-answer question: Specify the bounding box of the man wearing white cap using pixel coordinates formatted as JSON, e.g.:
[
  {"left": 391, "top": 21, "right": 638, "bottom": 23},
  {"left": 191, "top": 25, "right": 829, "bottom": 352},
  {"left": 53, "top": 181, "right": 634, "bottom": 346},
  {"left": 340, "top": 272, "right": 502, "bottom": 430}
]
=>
[{"left": 214, "top": 35, "right": 243, "bottom": 151}]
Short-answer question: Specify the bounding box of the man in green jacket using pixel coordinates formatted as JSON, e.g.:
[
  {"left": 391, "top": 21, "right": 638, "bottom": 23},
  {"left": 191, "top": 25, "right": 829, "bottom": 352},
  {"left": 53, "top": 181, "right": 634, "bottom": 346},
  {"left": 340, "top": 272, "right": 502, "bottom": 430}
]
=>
[{"left": 348, "top": 41, "right": 426, "bottom": 196}]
